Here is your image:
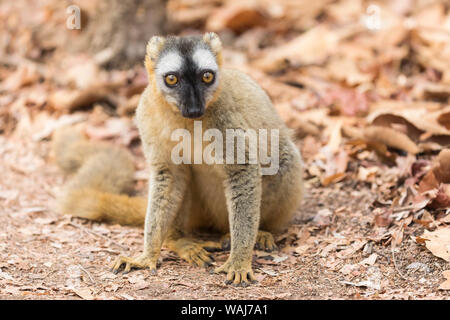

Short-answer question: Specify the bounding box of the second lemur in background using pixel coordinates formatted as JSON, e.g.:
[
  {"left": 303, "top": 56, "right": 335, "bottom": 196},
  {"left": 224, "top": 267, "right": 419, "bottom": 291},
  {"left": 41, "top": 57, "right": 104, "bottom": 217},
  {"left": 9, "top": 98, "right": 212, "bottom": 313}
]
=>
[{"left": 55, "top": 32, "right": 304, "bottom": 286}]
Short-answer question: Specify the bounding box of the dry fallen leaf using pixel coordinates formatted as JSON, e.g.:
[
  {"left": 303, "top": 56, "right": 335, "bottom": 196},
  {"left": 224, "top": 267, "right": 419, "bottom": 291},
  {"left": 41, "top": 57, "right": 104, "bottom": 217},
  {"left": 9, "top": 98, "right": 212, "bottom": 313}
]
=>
[
  {"left": 49, "top": 87, "right": 111, "bottom": 112},
  {"left": 418, "top": 170, "right": 440, "bottom": 194},
  {"left": 339, "top": 264, "right": 357, "bottom": 275},
  {"left": 294, "top": 244, "right": 309, "bottom": 255},
  {"left": 323, "top": 86, "right": 369, "bottom": 116},
  {"left": 439, "top": 270, "right": 450, "bottom": 290},
  {"left": 312, "top": 208, "right": 333, "bottom": 227},
  {"left": 206, "top": 3, "right": 267, "bottom": 33},
  {"left": 336, "top": 240, "right": 367, "bottom": 259},
  {"left": 360, "top": 253, "right": 378, "bottom": 266},
  {"left": 72, "top": 287, "right": 94, "bottom": 300},
  {"left": 321, "top": 172, "right": 346, "bottom": 186},
  {"left": 253, "top": 25, "right": 342, "bottom": 72},
  {"left": 1, "top": 62, "right": 40, "bottom": 91},
  {"left": 433, "top": 149, "right": 450, "bottom": 183},
  {"left": 421, "top": 228, "right": 450, "bottom": 262},
  {"left": 343, "top": 125, "right": 420, "bottom": 154},
  {"left": 368, "top": 101, "right": 450, "bottom": 147},
  {"left": 373, "top": 208, "right": 393, "bottom": 228}
]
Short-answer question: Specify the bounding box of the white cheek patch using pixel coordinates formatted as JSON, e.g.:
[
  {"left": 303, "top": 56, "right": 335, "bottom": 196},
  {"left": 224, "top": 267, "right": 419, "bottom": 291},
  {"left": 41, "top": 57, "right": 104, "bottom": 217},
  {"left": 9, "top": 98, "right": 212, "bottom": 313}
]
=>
[
  {"left": 155, "top": 52, "right": 183, "bottom": 76},
  {"left": 192, "top": 48, "right": 218, "bottom": 72},
  {"left": 192, "top": 47, "right": 220, "bottom": 105},
  {"left": 155, "top": 51, "right": 183, "bottom": 98}
]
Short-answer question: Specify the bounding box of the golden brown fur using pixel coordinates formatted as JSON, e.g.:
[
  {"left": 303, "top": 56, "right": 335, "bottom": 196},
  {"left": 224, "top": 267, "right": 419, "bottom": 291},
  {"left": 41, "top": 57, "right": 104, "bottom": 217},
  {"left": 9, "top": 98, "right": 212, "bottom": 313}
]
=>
[
  {"left": 112, "top": 34, "right": 304, "bottom": 286},
  {"left": 54, "top": 127, "right": 144, "bottom": 225},
  {"left": 55, "top": 33, "right": 304, "bottom": 286},
  {"left": 134, "top": 68, "right": 304, "bottom": 235}
]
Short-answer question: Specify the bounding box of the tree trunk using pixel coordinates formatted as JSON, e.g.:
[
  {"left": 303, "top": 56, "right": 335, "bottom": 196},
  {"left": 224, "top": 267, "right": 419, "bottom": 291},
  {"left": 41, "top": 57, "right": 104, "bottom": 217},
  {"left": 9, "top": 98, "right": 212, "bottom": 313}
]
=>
[{"left": 72, "top": 0, "right": 167, "bottom": 68}]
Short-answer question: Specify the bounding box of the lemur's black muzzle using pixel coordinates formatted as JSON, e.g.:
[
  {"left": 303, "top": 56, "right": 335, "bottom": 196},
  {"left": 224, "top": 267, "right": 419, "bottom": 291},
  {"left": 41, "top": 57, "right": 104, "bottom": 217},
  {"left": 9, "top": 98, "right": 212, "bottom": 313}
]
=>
[
  {"left": 180, "top": 85, "right": 205, "bottom": 119},
  {"left": 184, "top": 109, "right": 204, "bottom": 118}
]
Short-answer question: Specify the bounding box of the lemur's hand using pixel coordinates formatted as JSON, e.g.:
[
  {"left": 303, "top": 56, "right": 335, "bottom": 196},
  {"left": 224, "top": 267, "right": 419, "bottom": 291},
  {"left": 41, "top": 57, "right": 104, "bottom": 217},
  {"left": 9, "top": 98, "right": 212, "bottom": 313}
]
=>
[{"left": 215, "top": 259, "right": 257, "bottom": 287}]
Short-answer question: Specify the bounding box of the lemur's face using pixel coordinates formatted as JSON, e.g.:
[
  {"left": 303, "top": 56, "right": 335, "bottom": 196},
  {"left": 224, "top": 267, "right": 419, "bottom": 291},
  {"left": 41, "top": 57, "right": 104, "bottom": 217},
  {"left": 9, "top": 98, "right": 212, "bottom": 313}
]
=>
[{"left": 150, "top": 35, "right": 221, "bottom": 119}]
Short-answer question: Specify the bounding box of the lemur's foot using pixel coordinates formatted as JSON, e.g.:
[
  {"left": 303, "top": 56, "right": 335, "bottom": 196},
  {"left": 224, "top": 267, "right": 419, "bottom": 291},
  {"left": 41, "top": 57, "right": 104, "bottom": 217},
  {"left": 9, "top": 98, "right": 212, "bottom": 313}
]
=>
[
  {"left": 220, "top": 233, "right": 231, "bottom": 251},
  {"left": 111, "top": 253, "right": 158, "bottom": 275},
  {"left": 221, "top": 231, "right": 277, "bottom": 252},
  {"left": 255, "top": 231, "right": 277, "bottom": 252},
  {"left": 169, "top": 238, "right": 219, "bottom": 268},
  {"left": 215, "top": 259, "right": 256, "bottom": 287}
]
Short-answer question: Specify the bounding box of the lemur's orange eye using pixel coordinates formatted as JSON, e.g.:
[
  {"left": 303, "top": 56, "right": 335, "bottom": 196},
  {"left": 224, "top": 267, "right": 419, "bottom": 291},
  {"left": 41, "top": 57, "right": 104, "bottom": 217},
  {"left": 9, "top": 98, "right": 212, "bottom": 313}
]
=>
[
  {"left": 165, "top": 74, "right": 178, "bottom": 86},
  {"left": 202, "top": 72, "right": 214, "bottom": 84}
]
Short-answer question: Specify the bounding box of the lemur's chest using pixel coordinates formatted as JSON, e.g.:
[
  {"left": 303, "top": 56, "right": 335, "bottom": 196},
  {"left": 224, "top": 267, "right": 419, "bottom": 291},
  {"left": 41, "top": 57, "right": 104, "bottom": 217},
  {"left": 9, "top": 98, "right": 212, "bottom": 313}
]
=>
[
  {"left": 190, "top": 163, "right": 229, "bottom": 226},
  {"left": 191, "top": 162, "right": 225, "bottom": 197}
]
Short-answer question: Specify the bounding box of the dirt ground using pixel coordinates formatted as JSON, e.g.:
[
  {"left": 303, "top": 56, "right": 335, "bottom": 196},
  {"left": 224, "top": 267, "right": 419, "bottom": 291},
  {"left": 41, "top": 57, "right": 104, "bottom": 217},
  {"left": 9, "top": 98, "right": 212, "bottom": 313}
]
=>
[
  {"left": 0, "top": 133, "right": 448, "bottom": 300},
  {"left": 1, "top": 0, "right": 450, "bottom": 301}
]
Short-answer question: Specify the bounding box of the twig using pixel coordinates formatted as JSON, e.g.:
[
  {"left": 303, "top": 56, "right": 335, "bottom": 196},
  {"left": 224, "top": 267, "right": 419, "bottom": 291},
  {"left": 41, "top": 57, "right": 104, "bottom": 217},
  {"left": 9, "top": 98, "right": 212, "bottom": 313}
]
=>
[
  {"left": 68, "top": 221, "right": 127, "bottom": 251},
  {"left": 392, "top": 205, "right": 415, "bottom": 213},
  {"left": 391, "top": 247, "right": 408, "bottom": 281},
  {"left": 44, "top": 270, "right": 57, "bottom": 279},
  {"left": 77, "top": 264, "right": 96, "bottom": 284}
]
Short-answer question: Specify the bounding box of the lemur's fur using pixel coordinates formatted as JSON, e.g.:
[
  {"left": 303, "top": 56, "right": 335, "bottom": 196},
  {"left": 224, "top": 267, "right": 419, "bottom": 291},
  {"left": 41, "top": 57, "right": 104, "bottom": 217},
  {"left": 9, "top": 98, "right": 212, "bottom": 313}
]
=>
[{"left": 55, "top": 33, "right": 304, "bottom": 286}]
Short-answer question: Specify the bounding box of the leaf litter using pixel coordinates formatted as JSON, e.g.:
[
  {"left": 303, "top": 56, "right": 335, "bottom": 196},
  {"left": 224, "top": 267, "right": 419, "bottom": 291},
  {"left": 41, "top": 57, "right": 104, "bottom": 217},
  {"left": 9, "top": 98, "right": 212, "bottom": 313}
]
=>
[{"left": 0, "top": 0, "right": 449, "bottom": 299}]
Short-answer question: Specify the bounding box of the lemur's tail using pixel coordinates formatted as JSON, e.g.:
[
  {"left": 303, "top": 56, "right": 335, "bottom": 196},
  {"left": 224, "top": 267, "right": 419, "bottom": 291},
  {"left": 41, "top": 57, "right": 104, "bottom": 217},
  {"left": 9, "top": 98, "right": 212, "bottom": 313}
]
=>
[{"left": 53, "top": 127, "right": 146, "bottom": 226}]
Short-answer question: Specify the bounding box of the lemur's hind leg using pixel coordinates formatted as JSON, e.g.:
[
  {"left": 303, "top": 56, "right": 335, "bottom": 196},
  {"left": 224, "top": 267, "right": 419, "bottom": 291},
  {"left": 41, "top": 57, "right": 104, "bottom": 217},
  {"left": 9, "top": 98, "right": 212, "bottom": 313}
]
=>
[
  {"left": 165, "top": 229, "right": 221, "bottom": 267},
  {"left": 164, "top": 188, "right": 222, "bottom": 268},
  {"left": 255, "top": 231, "right": 277, "bottom": 251},
  {"left": 260, "top": 141, "right": 304, "bottom": 233},
  {"left": 220, "top": 230, "right": 277, "bottom": 252}
]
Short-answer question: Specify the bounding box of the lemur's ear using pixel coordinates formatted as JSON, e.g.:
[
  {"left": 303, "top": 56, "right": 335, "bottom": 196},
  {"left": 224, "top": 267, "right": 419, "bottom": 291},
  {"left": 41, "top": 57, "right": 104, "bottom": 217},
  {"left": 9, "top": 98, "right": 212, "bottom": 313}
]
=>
[
  {"left": 203, "top": 32, "right": 222, "bottom": 55},
  {"left": 146, "top": 36, "right": 166, "bottom": 62}
]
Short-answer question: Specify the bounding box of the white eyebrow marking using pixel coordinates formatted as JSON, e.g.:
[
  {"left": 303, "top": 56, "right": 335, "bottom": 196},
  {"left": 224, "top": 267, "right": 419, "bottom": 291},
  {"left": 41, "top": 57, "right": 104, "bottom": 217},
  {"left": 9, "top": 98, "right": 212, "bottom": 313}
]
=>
[
  {"left": 156, "top": 51, "right": 183, "bottom": 75},
  {"left": 192, "top": 48, "right": 218, "bottom": 71}
]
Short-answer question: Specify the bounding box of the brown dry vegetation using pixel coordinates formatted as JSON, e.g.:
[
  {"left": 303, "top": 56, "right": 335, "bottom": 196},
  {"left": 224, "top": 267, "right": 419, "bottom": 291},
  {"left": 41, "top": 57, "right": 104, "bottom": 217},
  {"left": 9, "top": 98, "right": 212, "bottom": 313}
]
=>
[{"left": 0, "top": 0, "right": 449, "bottom": 299}]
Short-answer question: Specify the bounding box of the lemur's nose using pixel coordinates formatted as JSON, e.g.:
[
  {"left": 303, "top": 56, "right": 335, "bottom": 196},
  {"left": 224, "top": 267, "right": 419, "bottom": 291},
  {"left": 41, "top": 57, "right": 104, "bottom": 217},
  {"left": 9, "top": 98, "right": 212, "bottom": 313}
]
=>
[
  {"left": 184, "top": 109, "right": 204, "bottom": 119},
  {"left": 182, "top": 86, "right": 204, "bottom": 118}
]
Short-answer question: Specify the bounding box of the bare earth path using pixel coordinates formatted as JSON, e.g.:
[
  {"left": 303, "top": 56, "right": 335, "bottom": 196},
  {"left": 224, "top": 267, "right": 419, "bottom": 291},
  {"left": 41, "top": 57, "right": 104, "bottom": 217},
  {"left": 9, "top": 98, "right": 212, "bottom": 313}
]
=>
[{"left": 0, "top": 134, "right": 448, "bottom": 300}]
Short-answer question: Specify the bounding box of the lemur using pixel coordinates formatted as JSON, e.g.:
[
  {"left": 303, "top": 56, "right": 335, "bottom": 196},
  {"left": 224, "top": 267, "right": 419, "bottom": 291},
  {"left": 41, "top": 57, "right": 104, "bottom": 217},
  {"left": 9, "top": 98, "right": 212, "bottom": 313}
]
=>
[{"left": 54, "top": 33, "right": 304, "bottom": 286}]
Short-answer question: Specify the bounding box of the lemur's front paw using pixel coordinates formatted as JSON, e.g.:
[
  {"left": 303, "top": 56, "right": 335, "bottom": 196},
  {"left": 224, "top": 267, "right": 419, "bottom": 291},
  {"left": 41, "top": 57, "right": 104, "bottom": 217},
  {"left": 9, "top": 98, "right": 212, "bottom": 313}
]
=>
[
  {"left": 215, "top": 260, "right": 257, "bottom": 287},
  {"left": 111, "top": 253, "right": 158, "bottom": 275}
]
